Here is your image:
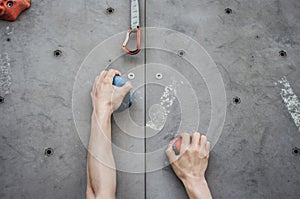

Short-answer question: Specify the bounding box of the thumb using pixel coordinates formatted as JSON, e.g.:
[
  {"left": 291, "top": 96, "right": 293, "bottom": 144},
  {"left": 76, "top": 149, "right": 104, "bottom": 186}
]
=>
[
  {"left": 120, "top": 81, "right": 132, "bottom": 96},
  {"left": 165, "top": 144, "right": 177, "bottom": 164}
]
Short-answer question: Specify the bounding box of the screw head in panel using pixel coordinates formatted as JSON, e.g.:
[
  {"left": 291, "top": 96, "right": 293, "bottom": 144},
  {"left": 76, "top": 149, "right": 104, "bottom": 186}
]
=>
[
  {"left": 155, "top": 73, "right": 163, "bottom": 80},
  {"left": 128, "top": 72, "right": 135, "bottom": 80}
]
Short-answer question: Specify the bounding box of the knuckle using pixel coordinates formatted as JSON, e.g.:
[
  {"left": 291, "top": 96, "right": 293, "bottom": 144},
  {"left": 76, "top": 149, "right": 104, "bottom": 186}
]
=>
[
  {"left": 181, "top": 132, "right": 189, "bottom": 137},
  {"left": 108, "top": 69, "right": 116, "bottom": 74},
  {"left": 192, "top": 132, "right": 200, "bottom": 137},
  {"left": 199, "top": 151, "right": 205, "bottom": 156},
  {"left": 165, "top": 150, "right": 170, "bottom": 155},
  {"left": 100, "top": 71, "right": 105, "bottom": 75},
  {"left": 190, "top": 147, "right": 198, "bottom": 153},
  {"left": 191, "top": 144, "right": 199, "bottom": 150},
  {"left": 103, "top": 79, "right": 110, "bottom": 84},
  {"left": 194, "top": 132, "right": 200, "bottom": 136}
]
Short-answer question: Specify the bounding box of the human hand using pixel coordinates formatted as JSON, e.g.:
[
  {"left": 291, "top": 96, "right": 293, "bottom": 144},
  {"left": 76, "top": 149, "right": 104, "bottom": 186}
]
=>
[
  {"left": 91, "top": 69, "right": 132, "bottom": 115},
  {"left": 165, "top": 132, "right": 211, "bottom": 196}
]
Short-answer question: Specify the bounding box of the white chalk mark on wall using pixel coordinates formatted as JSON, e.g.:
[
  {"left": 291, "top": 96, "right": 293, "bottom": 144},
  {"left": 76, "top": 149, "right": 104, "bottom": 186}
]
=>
[
  {"left": 146, "top": 104, "right": 167, "bottom": 131},
  {"left": 5, "top": 26, "right": 14, "bottom": 36},
  {"left": 276, "top": 76, "right": 300, "bottom": 131},
  {"left": 146, "top": 83, "right": 177, "bottom": 131},
  {"left": 0, "top": 53, "right": 12, "bottom": 96}
]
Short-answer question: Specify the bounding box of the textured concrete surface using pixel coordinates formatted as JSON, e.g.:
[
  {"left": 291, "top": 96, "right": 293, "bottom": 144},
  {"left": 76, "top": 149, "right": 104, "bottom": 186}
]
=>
[{"left": 1, "top": 0, "right": 300, "bottom": 199}]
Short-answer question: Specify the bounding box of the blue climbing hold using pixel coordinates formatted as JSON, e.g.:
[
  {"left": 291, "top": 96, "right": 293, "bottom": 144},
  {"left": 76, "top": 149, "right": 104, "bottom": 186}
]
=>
[{"left": 113, "top": 75, "right": 132, "bottom": 112}]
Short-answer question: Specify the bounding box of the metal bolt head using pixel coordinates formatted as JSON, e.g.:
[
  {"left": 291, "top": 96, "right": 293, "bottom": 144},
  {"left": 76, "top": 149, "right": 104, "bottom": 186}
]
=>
[
  {"left": 7, "top": 1, "right": 14, "bottom": 8},
  {"left": 128, "top": 72, "right": 135, "bottom": 80},
  {"left": 155, "top": 73, "right": 163, "bottom": 80}
]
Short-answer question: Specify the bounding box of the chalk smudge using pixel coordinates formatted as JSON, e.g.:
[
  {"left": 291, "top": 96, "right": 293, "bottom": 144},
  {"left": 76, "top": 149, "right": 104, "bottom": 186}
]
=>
[
  {"left": 276, "top": 76, "right": 300, "bottom": 131},
  {"left": 146, "top": 83, "right": 177, "bottom": 131},
  {"left": 0, "top": 53, "right": 12, "bottom": 96},
  {"left": 5, "top": 26, "right": 14, "bottom": 36},
  {"left": 146, "top": 104, "right": 167, "bottom": 131}
]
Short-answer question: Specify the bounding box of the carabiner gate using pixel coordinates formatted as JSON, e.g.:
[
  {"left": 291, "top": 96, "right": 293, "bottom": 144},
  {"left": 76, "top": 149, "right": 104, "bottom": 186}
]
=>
[{"left": 122, "top": 27, "right": 141, "bottom": 55}]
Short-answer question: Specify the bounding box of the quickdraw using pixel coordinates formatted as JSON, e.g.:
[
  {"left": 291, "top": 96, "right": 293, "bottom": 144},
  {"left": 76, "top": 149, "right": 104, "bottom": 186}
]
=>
[{"left": 122, "top": 0, "right": 141, "bottom": 55}]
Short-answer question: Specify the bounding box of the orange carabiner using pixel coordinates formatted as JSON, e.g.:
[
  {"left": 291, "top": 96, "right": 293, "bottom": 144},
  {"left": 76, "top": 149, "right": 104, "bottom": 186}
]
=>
[{"left": 122, "top": 27, "right": 141, "bottom": 55}]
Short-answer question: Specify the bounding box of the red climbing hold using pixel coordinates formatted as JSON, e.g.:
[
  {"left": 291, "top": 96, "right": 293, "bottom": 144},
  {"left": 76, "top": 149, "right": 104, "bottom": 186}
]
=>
[
  {"left": 171, "top": 136, "right": 182, "bottom": 155},
  {"left": 0, "top": 0, "right": 30, "bottom": 22}
]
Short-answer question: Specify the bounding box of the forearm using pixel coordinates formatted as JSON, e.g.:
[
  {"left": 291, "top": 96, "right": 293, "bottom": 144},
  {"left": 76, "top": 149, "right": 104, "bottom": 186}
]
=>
[
  {"left": 87, "top": 108, "right": 116, "bottom": 199},
  {"left": 183, "top": 177, "right": 212, "bottom": 199}
]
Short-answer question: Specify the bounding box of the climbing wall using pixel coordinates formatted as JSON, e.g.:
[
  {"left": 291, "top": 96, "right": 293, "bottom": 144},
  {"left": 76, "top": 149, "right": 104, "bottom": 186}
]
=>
[
  {"left": 145, "top": 1, "right": 300, "bottom": 198},
  {"left": 1, "top": 0, "right": 300, "bottom": 199}
]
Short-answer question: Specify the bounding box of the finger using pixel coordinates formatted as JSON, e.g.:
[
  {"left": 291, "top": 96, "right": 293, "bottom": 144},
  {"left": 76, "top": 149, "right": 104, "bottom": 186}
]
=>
[
  {"left": 95, "top": 75, "right": 102, "bottom": 93},
  {"left": 119, "top": 81, "right": 132, "bottom": 96},
  {"left": 105, "top": 69, "right": 121, "bottom": 83},
  {"left": 165, "top": 145, "right": 177, "bottom": 163},
  {"left": 180, "top": 133, "right": 190, "bottom": 154},
  {"left": 205, "top": 141, "right": 211, "bottom": 153},
  {"left": 191, "top": 132, "right": 201, "bottom": 147},
  {"left": 90, "top": 92, "right": 95, "bottom": 109},
  {"left": 93, "top": 75, "right": 101, "bottom": 94},
  {"left": 200, "top": 135, "right": 207, "bottom": 150},
  {"left": 99, "top": 70, "right": 108, "bottom": 82},
  {"left": 92, "top": 81, "right": 96, "bottom": 95},
  {"left": 169, "top": 136, "right": 180, "bottom": 146}
]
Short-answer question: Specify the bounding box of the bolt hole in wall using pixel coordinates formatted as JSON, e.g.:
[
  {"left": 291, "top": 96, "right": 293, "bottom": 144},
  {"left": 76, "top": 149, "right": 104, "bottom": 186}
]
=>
[
  {"left": 45, "top": 148, "right": 54, "bottom": 156},
  {"left": 279, "top": 50, "right": 287, "bottom": 57},
  {"left": 53, "top": 50, "right": 62, "bottom": 57},
  {"left": 225, "top": 8, "right": 232, "bottom": 14},
  {"left": 177, "top": 49, "right": 185, "bottom": 57},
  {"left": 0, "top": 96, "right": 4, "bottom": 104},
  {"left": 292, "top": 147, "right": 299, "bottom": 156},
  {"left": 106, "top": 7, "right": 114, "bottom": 14},
  {"left": 233, "top": 96, "right": 241, "bottom": 104}
]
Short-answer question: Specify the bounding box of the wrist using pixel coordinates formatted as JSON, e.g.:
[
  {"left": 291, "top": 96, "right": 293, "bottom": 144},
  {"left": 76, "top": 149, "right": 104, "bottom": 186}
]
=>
[
  {"left": 183, "top": 176, "right": 207, "bottom": 189},
  {"left": 183, "top": 177, "right": 212, "bottom": 199},
  {"left": 92, "top": 108, "right": 112, "bottom": 128},
  {"left": 93, "top": 104, "right": 113, "bottom": 117}
]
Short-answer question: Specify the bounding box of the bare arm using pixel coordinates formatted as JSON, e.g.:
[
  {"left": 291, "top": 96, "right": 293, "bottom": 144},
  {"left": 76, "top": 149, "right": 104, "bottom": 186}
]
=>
[
  {"left": 87, "top": 69, "right": 132, "bottom": 199},
  {"left": 165, "top": 132, "right": 212, "bottom": 199}
]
